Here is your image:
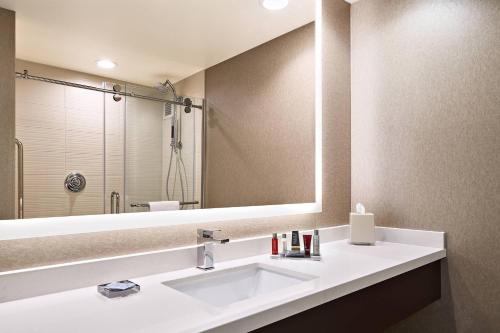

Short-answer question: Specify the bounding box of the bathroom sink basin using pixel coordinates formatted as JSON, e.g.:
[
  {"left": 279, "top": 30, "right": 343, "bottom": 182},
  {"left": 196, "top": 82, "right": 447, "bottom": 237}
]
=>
[{"left": 163, "top": 263, "right": 316, "bottom": 307}]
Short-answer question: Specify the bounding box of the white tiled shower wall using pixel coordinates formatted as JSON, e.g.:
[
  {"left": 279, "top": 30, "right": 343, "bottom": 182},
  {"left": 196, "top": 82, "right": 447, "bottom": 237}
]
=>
[
  {"left": 125, "top": 94, "right": 164, "bottom": 211},
  {"left": 15, "top": 65, "right": 108, "bottom": 217}
]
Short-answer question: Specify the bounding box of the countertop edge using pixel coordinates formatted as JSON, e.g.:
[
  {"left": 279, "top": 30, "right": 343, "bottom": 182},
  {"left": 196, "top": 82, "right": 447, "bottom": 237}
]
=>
[{"left": 201, "top": 249, "right": 446, "bottom": 333}]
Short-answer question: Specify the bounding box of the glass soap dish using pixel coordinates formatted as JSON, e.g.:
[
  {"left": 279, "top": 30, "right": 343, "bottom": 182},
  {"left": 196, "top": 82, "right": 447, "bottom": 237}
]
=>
[{"left": 97, "top": 280, "right": 140, "bottom": 298}]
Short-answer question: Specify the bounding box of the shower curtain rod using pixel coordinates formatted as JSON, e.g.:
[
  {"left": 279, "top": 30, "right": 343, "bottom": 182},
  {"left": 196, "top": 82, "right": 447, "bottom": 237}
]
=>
[{"left": 15, "top": 70, "right": 203, "bottom": 110}]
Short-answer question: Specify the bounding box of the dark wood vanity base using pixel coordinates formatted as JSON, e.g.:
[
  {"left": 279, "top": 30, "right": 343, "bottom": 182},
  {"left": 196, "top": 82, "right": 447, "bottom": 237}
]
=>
[{"left": 253, "top": 260, "right": 441, "bottom": 333}]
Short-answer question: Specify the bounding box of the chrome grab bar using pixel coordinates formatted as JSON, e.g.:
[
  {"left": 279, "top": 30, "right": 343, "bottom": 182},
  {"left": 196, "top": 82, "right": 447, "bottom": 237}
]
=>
[
  {"left": 15, "top": 139, "right": 24, "bottom": 219},
  {"left": 130, "top": 201, "right": 199, "bottom": 208},
  {"left": 110, "top": 191, "right": 120, "bottom": 214}
]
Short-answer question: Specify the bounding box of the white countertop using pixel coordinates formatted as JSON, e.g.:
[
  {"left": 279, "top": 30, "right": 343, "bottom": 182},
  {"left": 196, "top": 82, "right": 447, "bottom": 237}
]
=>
[{"left": 0, "top": 237, "right": 446, "bottom": 333}]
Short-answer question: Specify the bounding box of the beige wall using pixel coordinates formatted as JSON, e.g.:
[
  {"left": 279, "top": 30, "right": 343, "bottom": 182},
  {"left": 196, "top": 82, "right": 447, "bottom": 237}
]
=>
[
  {"left": 351, "top": 0, "right": 500, "bottom": 331},
  {"left": 205, "top": 23, "right": 316, "bottom": 208},
  {"left": 0, "top": 8, "right": 15, "bottom": 220},
  {"left": 175, "top": 71, "right": 205, "bottom": 99},
  {"left": 318, "top": 0, "right": 351, "bottom": 227},
  {"left": 0, "top": 0, "right": 351, "bottom": 272}
]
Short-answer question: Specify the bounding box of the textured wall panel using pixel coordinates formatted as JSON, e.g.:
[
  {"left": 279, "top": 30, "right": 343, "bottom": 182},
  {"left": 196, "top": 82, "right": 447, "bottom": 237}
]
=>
[
  {"left": 0, "top": 8, "right": 15, "bottom": 219},
  {"left": 317, "top": 0, "right": 352, "bottom": 227},
  {"left": 351, "top": 0, "right": 500, "bottom": 331},
  {"left": 205, "top": 23, "right": 316, "bottom": 208}
]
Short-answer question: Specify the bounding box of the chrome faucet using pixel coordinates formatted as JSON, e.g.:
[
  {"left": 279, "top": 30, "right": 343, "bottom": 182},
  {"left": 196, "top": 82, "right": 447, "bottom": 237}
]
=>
[{"left": 197, "top": 229, "right": 229, "bottom": 270}]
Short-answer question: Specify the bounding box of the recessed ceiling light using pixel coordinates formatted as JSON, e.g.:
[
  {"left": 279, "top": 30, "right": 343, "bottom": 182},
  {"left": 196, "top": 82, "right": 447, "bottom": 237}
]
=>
[
  {"left": 96, "top": 59, "right": 116, "bottom": 69},
  {"left": 260, "top": 0, "right": 289, "bottom": 11}
]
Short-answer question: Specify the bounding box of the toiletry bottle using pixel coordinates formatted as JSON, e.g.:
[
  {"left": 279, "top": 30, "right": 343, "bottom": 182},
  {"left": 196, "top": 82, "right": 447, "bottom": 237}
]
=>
[
  {"left": 281, "top": 233, "right": 287, "bottom": 256},
  {"left": 272, "top": 233, "right": 278, "bottom": 255},
  {"left": 313, "top": 229, "right": 320, "bottom": 256},
  {"left": 303, "top": 234, "right": 312, "bottom": 257},
  {"left": 291, "top": 231, "right": 300, "bottom": 252}
]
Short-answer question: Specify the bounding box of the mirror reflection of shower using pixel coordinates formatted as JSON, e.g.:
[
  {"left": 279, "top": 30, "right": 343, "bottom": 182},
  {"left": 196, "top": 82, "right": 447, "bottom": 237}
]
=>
[
  {"left": 124, "top": 79, "right": 201, "bottom": 214},
  {"left": 13, "top": 66, "right": 203, "bottom": 217}
]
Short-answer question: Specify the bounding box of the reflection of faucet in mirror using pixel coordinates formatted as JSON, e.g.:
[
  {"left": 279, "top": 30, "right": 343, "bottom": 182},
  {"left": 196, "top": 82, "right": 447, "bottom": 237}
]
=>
[{"left": 197, "top": 229, "right": 229, "bottom": 270}]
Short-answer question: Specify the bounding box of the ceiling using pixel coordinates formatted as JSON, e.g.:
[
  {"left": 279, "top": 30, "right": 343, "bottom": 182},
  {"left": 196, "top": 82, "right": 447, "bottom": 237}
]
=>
[{"left": 0, "top": 0, "right": 315, "bottom": 86}]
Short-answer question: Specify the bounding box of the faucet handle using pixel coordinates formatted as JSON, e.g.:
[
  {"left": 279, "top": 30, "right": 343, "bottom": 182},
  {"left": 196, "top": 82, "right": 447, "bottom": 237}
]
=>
[
  {"left": 197, "top": 229, "right": 229, "bottom": 244},
  {"left": 197, "top": 228, "right": 220, "bottom": 239}
]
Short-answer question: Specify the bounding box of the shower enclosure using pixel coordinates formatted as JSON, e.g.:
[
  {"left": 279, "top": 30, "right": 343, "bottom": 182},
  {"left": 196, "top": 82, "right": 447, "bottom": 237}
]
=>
[
  {"left": 123, "top": 83, "right": 203, "bottom": 213},
  {"left": 14, "top": 68, "right": 203, "bottom": 219}
]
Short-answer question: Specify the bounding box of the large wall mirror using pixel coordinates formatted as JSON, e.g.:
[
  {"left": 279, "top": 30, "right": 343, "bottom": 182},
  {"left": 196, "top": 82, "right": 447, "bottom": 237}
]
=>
[{"left": 0, "top": 0, "right": 322, "bottom": 238}]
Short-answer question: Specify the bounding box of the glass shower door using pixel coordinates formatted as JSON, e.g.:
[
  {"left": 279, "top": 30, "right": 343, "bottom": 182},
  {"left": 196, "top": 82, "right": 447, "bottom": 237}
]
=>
[
  {"left": 15, "top": 76, "right": 108, "bottom": 218},
  {"left": 123, "top": 84, "right": 201, "bottom": 212},
  {"left": 162, "top": 101, "right": 201, "bottom": 210},
  {"left": 104, "top": 82, "right": 125, "bottom": 214},
  {"left": 15, "top": 75, "right": 202, "bottom": 217}
]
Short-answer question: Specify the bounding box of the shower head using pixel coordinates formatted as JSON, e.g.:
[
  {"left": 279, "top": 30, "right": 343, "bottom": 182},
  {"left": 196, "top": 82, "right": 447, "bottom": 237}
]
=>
[
  {"left": 157, "top": 79, "right": 178, "bottom": 101},
  {"left": 156, "top": 83, "right": 167, "bottom": 93},
  {"left": 157, "top": 79, "right": 191, "bottom": 114}
]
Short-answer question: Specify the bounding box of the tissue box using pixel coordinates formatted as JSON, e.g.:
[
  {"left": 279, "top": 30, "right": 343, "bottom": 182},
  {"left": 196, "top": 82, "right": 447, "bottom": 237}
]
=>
[{"left": 349, "top": 213, "right": 375, "bottom": 245}]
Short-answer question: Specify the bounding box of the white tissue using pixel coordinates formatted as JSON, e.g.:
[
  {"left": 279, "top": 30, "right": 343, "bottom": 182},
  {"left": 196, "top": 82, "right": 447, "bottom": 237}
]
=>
[
  {"left": 350, "top": 203, "right": 375, "bottom": 245},
  {"left": 149, "top": 201, "right": 180, "bottom": 211},
  {"left": 355, "top": 202, "right": 366, "bottom": 214}
]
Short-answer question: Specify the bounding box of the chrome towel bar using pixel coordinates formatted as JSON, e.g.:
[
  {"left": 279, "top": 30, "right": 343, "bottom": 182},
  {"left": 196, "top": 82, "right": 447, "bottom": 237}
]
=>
[{"left": 130, "top": 201, "right": 199, "bottom": 208}]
